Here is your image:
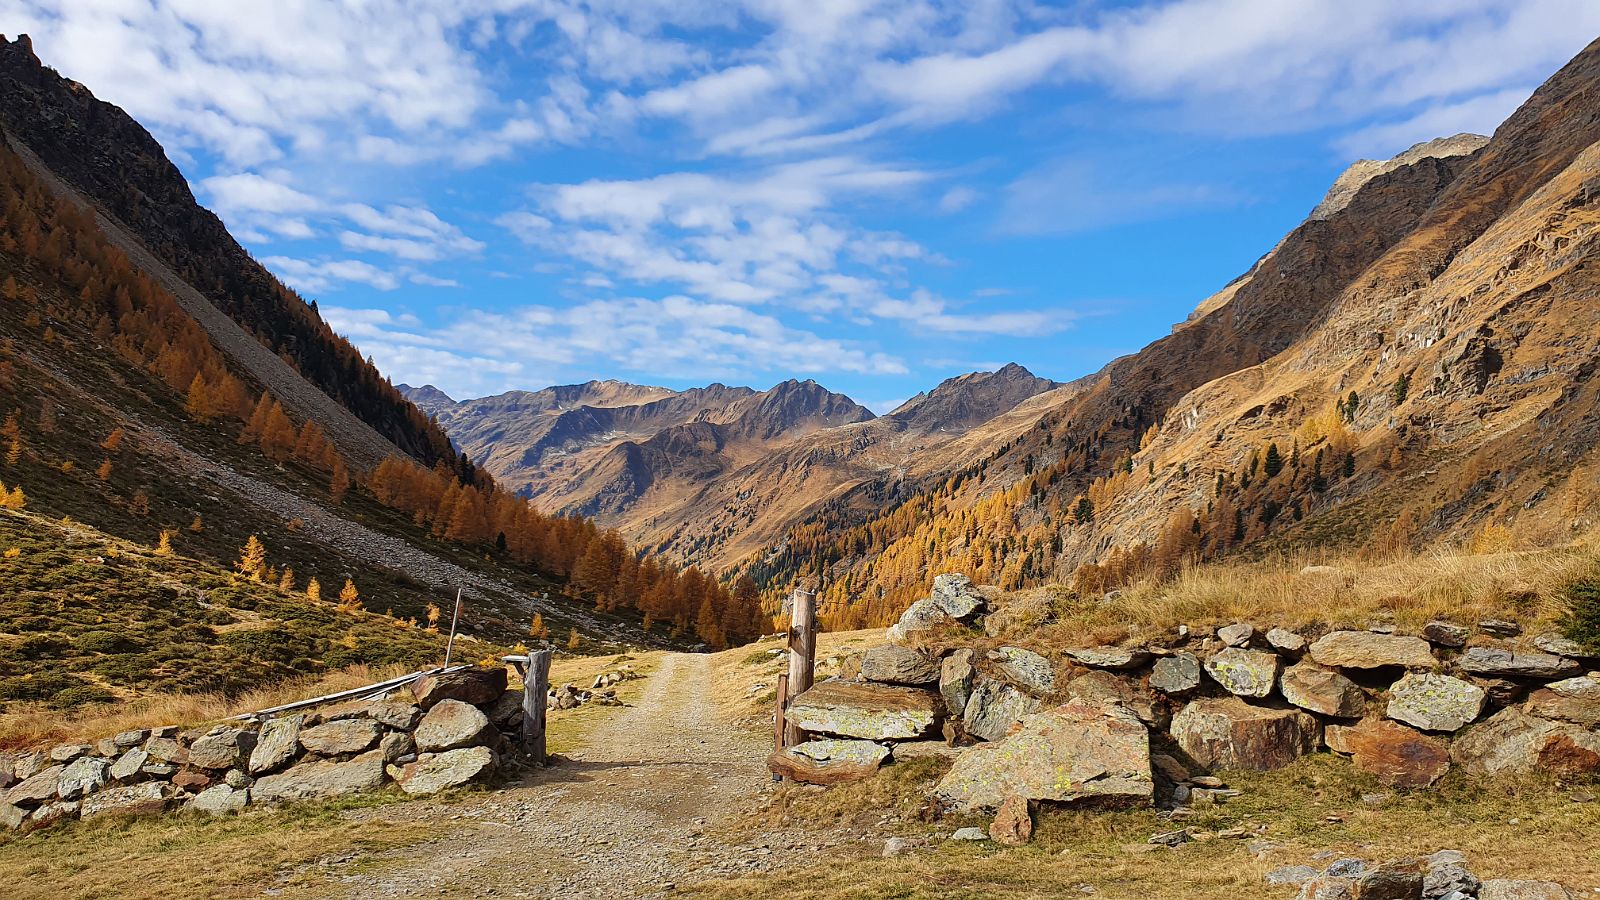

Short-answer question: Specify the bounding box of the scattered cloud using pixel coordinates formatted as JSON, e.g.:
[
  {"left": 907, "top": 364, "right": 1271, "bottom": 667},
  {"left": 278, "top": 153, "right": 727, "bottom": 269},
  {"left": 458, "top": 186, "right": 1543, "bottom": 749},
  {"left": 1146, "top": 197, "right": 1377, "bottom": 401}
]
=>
[{"left": 997, "top": 158, "right": 1236, "bottom": 236}]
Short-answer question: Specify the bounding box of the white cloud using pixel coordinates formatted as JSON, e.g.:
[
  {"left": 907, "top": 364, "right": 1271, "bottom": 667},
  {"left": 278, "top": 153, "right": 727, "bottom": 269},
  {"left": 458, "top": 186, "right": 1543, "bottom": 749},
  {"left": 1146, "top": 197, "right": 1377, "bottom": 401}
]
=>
[
  {"left": 1335, "top": 86, "right": 1532, "bottom": 159},
  {"left": 938, "top": 186, "right": 980, "bottom": 213},
  {"left": 264, "top": 257, "right": 402, "bottom": 292}
]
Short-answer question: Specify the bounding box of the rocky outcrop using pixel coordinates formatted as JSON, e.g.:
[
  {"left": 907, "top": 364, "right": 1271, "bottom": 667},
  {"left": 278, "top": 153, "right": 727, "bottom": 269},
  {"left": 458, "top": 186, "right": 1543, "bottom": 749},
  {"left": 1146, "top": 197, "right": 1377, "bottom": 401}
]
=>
[{"left": 1171, "top": 698, "right": 1321, "bottom": 771}]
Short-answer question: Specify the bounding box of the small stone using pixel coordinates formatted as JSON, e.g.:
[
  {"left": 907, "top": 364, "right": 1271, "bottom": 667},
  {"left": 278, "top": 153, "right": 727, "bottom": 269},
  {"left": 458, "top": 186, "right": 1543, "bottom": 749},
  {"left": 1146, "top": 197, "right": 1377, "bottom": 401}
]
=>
[
  {"left": 949, "top": 826, "right": 987, "bottom": 841},
  {"left": 380, "top": 731, "right": 416, "bottom": 763},
  {"left": 888, "top": 598, "right": 954, "bottom": 645},
  {"left": 1422, "top": 622, "right": 1471, "bottom": 648},
  {"left": 1205, "top": 647, "right": 1281, "bottom": 698},
  {"left": 188, "top": 727, "right": 252, "bottom": 770},
  {"left": 1422, "top": 849, "right": 1479, "bottom": 899},
  {"left": 1218, "top": 623, "right": 1256, "bottom": 647},
  {"left": 1149, "top": 652, "right": 1203, "bottom": 695},
  {"left": 80, "top": 782, "right": 170, "bottom": 819},
  {"left": 224, "top": 769, "right": 253, "bottom": 789},
  {"left": 5, "top": 765, "right": 63, "bottom": 807},
  {"left": 930, "top": 573, "right": 987, "bottom": 621},
  {"left": 1325, "top": 859, "right": 1368, "bottom": 878},
  {"left": 1172, "top": 697, "right": 1320, "bottom": 771},
  {"left": 1298, "top": 876, "right": 1354, "bottom": 899},
  {"left": 1477, "top": 620, "right": 1522, "bottom": 638},
  {"left": 962, "top": 678, "right": 1039, "bottom": 742},
  {"left": 410, "top": 666, "right": 508, "bottom": 709},
  {"left": 143, "top": 736, "right": 188, "bottom": 765},
  {"left": 989, "top": 795, "right": 1034, "bottom": 846},
  {"left": 397, "top": 746, "right": 497, "bottom": 795},
  {"left": 1064, "top": 647, "right": 1151, "bottom": 670},
  {"left": 1450, "top": 707, "right": 1600, "bottom": 776},
  {"left": 789, "top": 681, "right": 943, "bottom": 741},
  {"left": 939, "top": 649, "right": 975, "bottom": 719},
  {"left": 252, "top": 751, "right": 386, "bottom": 803},
  {"left": 1533, "top": 633, "right": 1591, "bottom": 659},
  {"left": 1267, "top": 628, "right": 1307, "bottom": 654},
  {"left": 1148, "top": 827, "right": 1192, "bottom": 847},
  {"left": 1266, "top": 865, "right": 1318, "bottom": 885},
  {"left": 1386, "top": 673, "right": 1486, "bottom": 732},
  {"left": 28, "top": 800, "right": 79, "bottom": 831},
  {"left": 767, "top": 740, "right": 889, "bottom": 785},
  {"left": 1523, "top": 675, "right": 1600, "bottom": 727},
  {"left": 113, "top": 730, "right": 148, "bottom": 748},
  {"left": 882, "top": 837, "right": 913, "bottom": 858}
]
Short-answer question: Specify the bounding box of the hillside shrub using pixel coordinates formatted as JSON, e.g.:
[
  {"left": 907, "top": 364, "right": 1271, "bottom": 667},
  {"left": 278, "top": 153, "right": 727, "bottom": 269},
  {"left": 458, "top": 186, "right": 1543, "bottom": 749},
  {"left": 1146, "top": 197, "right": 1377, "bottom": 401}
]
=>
[{"left": 1562, "top": 578, "right": 1600, "bottom": 652}]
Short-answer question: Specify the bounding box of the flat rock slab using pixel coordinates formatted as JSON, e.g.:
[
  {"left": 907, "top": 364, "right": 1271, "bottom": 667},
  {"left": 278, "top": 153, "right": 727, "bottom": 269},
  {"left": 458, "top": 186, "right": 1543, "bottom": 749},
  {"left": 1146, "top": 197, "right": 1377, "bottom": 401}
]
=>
[
  {"left": 398, "top": 746, "right": 496, "bottom": 795},
  {"left": 1326, "top": 718, "right": 1450, "bottom": 788},
  {"left": 989, "top": 647, "right": 1056, "bottom": 695},
  {"left": 1281, "top": 663, "right": 1367, "bottom": 718},
  {"left": 252, "top": 750, "right": 386, "bottom": 803},
  {"left": 1064, "top": 647, "right": 1151, "bottom": 670},
  {"left": 411, "top": 666, "right": 507, "bottom": 709},
  {"left": 299, "top": 719, "right": 382, "bottom": 756},
  {"left": 787, "top": 681, "right": 942, "bottom": 741},
  {"left": 1204, "top": 647, "right": 1281, "bottom": 698},
  {"left": 1457, "top": 648, "right": 1581, "bottom": 680},
  {"left": 767, "top": 739, "right": 888, "bottom": 785},
  {"left": 1386, "top": 673, "right": 1485, "bottom": 732},
  {"left": 1451, "top": 707, "right": 1600, "bottom": 776},
  {"left": 1172, "top": 697, "right": 1320, "bottom": 772},
  {"left": 1309, "top": 632, "right": 1436, "bottom": 669},
  {"left": 935, "top": 700, "right": 1152, "bottom": 813},
  {"left": 860, "top": 645, "right": 940, "bottom": 685}
]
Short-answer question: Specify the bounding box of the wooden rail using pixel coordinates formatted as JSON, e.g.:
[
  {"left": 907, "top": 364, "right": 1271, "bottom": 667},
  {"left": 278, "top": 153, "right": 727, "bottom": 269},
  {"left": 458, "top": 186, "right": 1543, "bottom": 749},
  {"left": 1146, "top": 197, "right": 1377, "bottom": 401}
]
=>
[{"left": 231, "top": 664, "right": 472, "bottom": 721}]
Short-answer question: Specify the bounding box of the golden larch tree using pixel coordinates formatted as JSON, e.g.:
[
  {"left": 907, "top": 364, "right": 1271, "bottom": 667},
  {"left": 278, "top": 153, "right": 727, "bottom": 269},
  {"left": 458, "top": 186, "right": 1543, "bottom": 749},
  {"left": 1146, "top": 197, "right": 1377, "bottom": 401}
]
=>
[{"left": 236, "top": 535, "right": 267, "bottom": 580}]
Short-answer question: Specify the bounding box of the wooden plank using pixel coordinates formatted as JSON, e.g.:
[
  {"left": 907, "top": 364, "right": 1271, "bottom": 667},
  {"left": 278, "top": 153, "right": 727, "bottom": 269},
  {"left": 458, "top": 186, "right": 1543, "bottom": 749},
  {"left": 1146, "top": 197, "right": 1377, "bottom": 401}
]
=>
[
  {"left": 522, "top": 648, "right": 552, "bottom": 764},
  {"left": 783, "top": 588, "right": 816, "bottom": 748},
  {"left": 232, "top": 664, "right": 471, "bottom": 721},
  {"left": 771, "top": 672, "right": 790, "bottom": 780}
]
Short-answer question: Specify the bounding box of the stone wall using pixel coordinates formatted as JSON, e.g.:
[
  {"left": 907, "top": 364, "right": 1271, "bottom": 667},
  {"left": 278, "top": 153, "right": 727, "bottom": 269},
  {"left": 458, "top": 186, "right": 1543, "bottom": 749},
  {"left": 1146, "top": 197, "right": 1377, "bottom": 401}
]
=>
[
  {"left": 772, "top": 574, "right": 1600, "bottom": 818},
  {"left": 0, "top": 666, "right": 527, "bottom": 833}
]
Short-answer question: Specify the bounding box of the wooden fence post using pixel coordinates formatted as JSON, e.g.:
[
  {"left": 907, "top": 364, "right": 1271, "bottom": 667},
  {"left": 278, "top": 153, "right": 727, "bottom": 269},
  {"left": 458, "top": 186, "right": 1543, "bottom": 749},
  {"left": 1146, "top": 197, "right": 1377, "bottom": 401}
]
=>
[
  {"left": 783, "top": 588, "right": 816, "bottom": 749},
  {"left": 772, "top": 672, "right": 789, "bottom": 779},
  {"left": 522, "top": 648, "right": 552, "bottom": 765}
]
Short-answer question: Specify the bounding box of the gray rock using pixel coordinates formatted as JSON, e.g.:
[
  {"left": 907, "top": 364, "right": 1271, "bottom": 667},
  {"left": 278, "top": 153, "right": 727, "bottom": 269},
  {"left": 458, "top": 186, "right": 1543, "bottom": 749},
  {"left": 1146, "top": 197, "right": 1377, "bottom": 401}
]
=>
[
  {"left": 1451, "top": 706, "right": 1600, "bottom": 776},
  {"left": 1422, "top": 622, "right": 1471, "bottom": 648},
  {"left": 410, "top": 666, "right": 507, "bottom": 709},
  {"left": 1065, "top": 670, "right": 1165, "bottom": 727},
  {"left": 380, "top": 731, "right": 416, "bottom": 763},
  {"left": 939, "top": 649, "right": 975, "bottom": 719},
  {"left": 5, "top": 765, "right": 63, "bottom": 807},
  {"left": 1309, "top": 632, "right": 1436, "bottom": 669},
  {"left": 1532, "top": 632, "right": 1592, "bottom": 659},
  {"left": 0, "top": 802, "right": 25, "bottom": 831},
  {"left": 140, "top": 763, "right": 178, "bottom": 778},
  {"left": 1267, "top": 866, "right": 1319, "bottom": 885},
  {"left": 1266, "top": 628, "right": 1307, "bottom": 654},
  {"left": 365, "top": 699, "right": 422, "bottom": 730},
  {"left": 936, "top": 700, "right": 1151, "bottom": 813},
  {"left": 1204, "top": 647, "right": 1281, "bottom": 698},
  {"left": 249, "top": 715, "right": 303, "bottom": 774},
  {"left": 1064, "top": 647, "right": 1151, "bottom": 670},
  {"left": 188, "top": 727, "right": 252, "bottom": 770},
  {"left": 190, "top": 784, "right": 249, "bottom": 816},
  {"left": 80, "top": 781, "right": 170, "bottom": 819},
  {"left": 414, "top": 699, "right": 493, "bottom": 752},
  {"left": 1281, "top": 663, "right": 1367, "bottom": 718},
  {"left": 397, "top": 746, "right": 496, "bottom": 795},
  {"left": 962, "top": 678, "right": 1040, "bottom": 742},
  {"left": 930, "top": 573, "right": 986, "bottom": 620},
  {"left": 1422, "top": 849, "right": 1479, "bottom": 899},
  {"left": 112, "top": 730, "right": 148, "bottom": 748},
  {"left": 860, "top": 645, "right": 940, "bottom": 685},
  {"left": 1296, "top": 875, "right": 1354, "bottom": 900},
  {"left": 1478, "top": 880, "right": 1571, "bottom": 900},
  {"left": 1218, "top": 623, "right": 1255, "bottom": 647},
  {"left": 1325, "top": 859, "right": 1368, "bottom": 877},
  {"left": 888, "top": 597, "right": 954, "bottom": 645},
  {"left": 224, "top": 769, "right": 253, "bottom": 789},
  {"left": 1150, "top": 652, "right": 1203, "bottom": 695},
  {"left": 1524, "top": 674, "right": 1600, "bottom": 727},
  {"left": 1171, "top": 697, "right": 1321, "bottom": 771},
  {"left": 10, "top": 751, "right": 46, "bottom": 781},
  {"left": 989, "top": 646, "right": 1056, "bottom": 695},
  {"left": 28, "top": 800, "right": 79, "bottom": 831},
  {"left": 1387, "top": 673, "right": 1486, "bottom": 732},
  {"left": 882, "top": 837, "right": 913, "bottom": 858},
  {"left": 48, "top": 744, "right": 90, "bottom": 764},
  {"left": 1478, "top": 620, "right": 1522, "bottom": 638},
  {"left": 56, "top": 757, "right": 110, "bottom": 800},
  {"left": 252, "top": 750, "right": 386, "bottom": 803},
  {"left": 950, "top": 826, "right": 987, "bottom": 841},
  {"left": 787, "top": 681, "right": 943, "bottom": 741},
  {"left": 299, "top": 719, "right": 382, "bottom": 756},
  {"left": 143, "top": 736, "right": 188, "bottom": 765},
  {"left": 1457, "top": 648, "right": 1581, "bottom": 680}
]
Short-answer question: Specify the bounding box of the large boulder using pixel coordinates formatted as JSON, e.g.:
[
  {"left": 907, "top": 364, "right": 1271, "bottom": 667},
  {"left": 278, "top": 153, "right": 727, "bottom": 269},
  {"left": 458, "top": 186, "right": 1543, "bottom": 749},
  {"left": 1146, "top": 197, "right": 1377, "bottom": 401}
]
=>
[
  {"left": 252, "top": 750, "right": 386, "bottom": 803},
  {"left": 1064, "top": 647, "right": 1151, "bottom": 670},
  {"left": 1204, "top": 647, "right": 1281, "bottom": 698},
  {"left": 414, "top": 699, "right": 494, "bottom": 752},
  {"left": 79, "top": 781, "right": 171, "bottom": 819},
  {"left": 1149, "top": 652, "right": 1203, "bottom": 695},
  {"left": 1309, "top": 632, "right": 1436, "bottom": 670},
  {"left": 411, "top": 666, "right": 508, "bottom": 709},
  {"left": 935, "top": 701, "right": 1152, "bottom": 812},
  {"left": 5, "top": 765, "right": 63, "bottom": 808},
  {"left": 1280, "top": 664, "right": 1367, "bottom": 718},
  {"left": 188, "top": 726, "right": 253, "bottom": 770},
  {"left": 1456, "top": 648, "right": 1581, "bottom": 680},
  {"left": 249, "top": 715, "right": 303, "bottom": 774},
  {"left": 930, "top": 573, "right": 986, "bottom": 620},
  {"left": 860, "top": 645, "right": 940, "bottom": 685},
  {"left": 766, "top": 739, "right": 889, "bottom": 785},
  {"left": 989, "top": 647, "right": 1056, "bottom": 695},
  {"left": 1385, "top": 673, "right": 1486, "bottom": 732},
  {"left": 1171, "top": 697, "right": 1321, "bottom": 771},
  {"left": 962, "top": 678, "right": 1040, "bottom": 742},
  {"left": 939, "top": 649, "right": 975, "bottom": 718},
  {"left": 56, "top": 757, "right": 110, "bottom": 801},
  {"left": 1326, "top": 718, "right": 1450, "bottom": 788},
  {"left": 397, "top": 746, "right": 497, "bottom": 795},
  {"left": 787, "top": 681, "right": 942, "bottom": 740},
  {"left": 888, "top": 598, "right": 953, "bottom": 645},
  {"left": 1523, "top": 674, "right": 1600, "bottom": 727},
  {"left": 299, "top": 719, "right": 382, "bottom": 756},
  {"left": 1451, "top": 707, "right": 1600, "bottom": 776}
]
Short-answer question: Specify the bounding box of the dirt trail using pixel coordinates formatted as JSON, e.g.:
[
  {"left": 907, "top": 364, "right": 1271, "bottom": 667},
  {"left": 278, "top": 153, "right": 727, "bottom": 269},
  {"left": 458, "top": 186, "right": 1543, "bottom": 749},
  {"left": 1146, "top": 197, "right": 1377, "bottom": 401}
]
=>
[{"left": 326, "top": 654, "right": 808, "bottom": 899}]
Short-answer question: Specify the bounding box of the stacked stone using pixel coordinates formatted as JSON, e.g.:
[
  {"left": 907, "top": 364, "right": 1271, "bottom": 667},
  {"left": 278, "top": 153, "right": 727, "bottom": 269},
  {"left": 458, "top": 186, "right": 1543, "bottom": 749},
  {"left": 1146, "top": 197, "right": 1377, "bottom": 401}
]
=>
[
  {"left": 0, "top": 665, "right": 530, "bottom": 833},
  {"left": 773, "top": 573, "right": 1600, "bottom": 844}
]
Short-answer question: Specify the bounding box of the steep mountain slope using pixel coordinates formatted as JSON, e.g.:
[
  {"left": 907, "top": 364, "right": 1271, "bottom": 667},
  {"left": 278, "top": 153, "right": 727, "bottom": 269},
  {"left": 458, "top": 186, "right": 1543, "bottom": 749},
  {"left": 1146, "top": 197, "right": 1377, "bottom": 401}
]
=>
[{"left": 735, "top": 37, "right": 1600, "bottom": 626}]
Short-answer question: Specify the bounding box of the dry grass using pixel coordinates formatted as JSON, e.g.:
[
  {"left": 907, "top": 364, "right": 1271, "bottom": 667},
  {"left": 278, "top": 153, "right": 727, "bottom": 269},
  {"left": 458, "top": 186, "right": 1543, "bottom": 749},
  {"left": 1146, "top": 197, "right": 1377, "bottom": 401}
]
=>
[
  {"left": 538, "top": 649, "right": 661, "bottom": 756},
  {"left": 706, "top": 629, "right": 882, "bottom": 731},
  {"left": 1006, "top": 536, "right": 1600, "bottom": 648},
  {"left": 689, "top": 755, "right": 1600, "bottom": 900}
]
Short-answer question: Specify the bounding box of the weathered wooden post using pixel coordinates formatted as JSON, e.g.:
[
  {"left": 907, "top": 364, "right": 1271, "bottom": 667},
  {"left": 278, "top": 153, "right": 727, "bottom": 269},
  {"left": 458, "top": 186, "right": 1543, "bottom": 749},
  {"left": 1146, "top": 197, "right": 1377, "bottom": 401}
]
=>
[
  {"left": 773, "top": 672, "right": 790, "bottom": 758},
  {"left": 782, "top": 587, "right": 816, "bottom": 749},
  {"left": 522, "top": 648, "right": 552, "bottom": 765}
]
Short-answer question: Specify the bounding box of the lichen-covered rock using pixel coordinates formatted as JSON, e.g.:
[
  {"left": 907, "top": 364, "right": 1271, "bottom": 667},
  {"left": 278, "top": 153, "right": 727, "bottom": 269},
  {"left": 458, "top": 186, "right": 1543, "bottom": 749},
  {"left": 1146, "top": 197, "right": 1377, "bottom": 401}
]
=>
[
  {"left": 1171, "top": 697, "right": 1321, "bottom": 771},
  {"left": 1422, "top": 621, "right": 1471, "bottom": 648},
  {"left": 988, "top": 647, "right": 1056, "bottom": 695},
  {"left": 80, "top": 781, "right": 171, "bottom": 819},
  {"left": 249, "top": 715, "right": 303, "bottom": 774},
  {"left": 56, "top": 757, "right": 110, "bottom": 800},
  {"left": 411, "top": 666, "right": 508, "bottom": 709},
  {"left": 1280, "top": 664, "right": 1367, "bottom": 718},
  {"left": 188, "top": 726, "right": 253, "bottom": 770},
  {"left": 1266, "top": 628, "right": 1307, "bottom": 654},
  {"left": 1523, "top": 674, "right": 1600, "bottom": 727},
  {"left": 299, "top": 719, "right": 382, "bottom": 756},
  {"left": 962, "top": 678, "right": 1039, "bottom": 742},
  {"left": 1386, "top": 673, "right": 1485, "bottom": 732},
  {"left": 1326, "top": 718, "right": 1450, "bottom": 788},
  {"left": 190, "top": 784, "right": 249, "bottom": 816},
  {"left": 252, "top": 750, "right": 386, "bottom": 803},
  {"left": 1457, "top": 648, "right": 1582, "bottom": 680},
  {"left": 939, "top": 649, "right": 975, "bottom": 718},
  {"left": 888, "top": 598, "right": 953, "bottom": 645},
  {"left": 860, "top": 645, "right": 940, "bottom": 685},
  {"left": 930, "top": 573, "right": 987, "bottom": 620},
  {"left": 767, "top": 739, "right": 888, "bottom": 785},
  {"left": 935, "top": 700, "right": 1152, "bottom": 812},
  {"left": 1150, "top": 652, "right": 1203, "bottom": 695},
  {"left": 397, "top": 746, "right": 497, "bottom": 795},
  {"left": 1204, "top": 647, "right": 1281, "bottom": 698},
  {"left": 787, "top": 681, "right": 942, "bottom": 740},
  {"left": 365, "top": 698, "right": 422, "bottom": 730},
  {"left": 1065, "top": 670, "right": 1165, "bottom": 727},
  {"left": 414, "top": 699, "right": 493, "bottom": 752},
  {"left": 1064, "top": 647, "right": 1151, "bottom": 670},
  {"left": 1451, "top": 706, "right": 1600, "bottom": 776},
  {"left": 1309, "top": 632, "right": 1436, "bottom": 670},
  {"left": 1218, "top": 623, "right": 1256, "bottom": 647}
]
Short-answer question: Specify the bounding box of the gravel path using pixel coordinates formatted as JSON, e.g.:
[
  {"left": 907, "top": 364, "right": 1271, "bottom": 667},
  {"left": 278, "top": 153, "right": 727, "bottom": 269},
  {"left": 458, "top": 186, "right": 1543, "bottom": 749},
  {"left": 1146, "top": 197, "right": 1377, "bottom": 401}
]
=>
[{"left": 327, "top": 653, "right": 815, "bottom": 899}]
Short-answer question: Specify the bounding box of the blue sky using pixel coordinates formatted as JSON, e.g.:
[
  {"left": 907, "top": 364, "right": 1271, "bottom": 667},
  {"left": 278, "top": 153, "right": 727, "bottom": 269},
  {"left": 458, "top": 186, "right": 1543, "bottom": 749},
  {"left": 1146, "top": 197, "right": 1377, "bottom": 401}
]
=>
[{"left": 10, "top": 2, "right": 1600, "bottom": 412}]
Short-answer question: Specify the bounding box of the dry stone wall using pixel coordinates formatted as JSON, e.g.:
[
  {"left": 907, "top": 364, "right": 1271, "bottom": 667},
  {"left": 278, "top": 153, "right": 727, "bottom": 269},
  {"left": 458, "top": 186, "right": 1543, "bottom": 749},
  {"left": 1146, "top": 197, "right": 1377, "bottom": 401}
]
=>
[{"left": 772, "top": 574, "right": 1600, "bottom": 817}]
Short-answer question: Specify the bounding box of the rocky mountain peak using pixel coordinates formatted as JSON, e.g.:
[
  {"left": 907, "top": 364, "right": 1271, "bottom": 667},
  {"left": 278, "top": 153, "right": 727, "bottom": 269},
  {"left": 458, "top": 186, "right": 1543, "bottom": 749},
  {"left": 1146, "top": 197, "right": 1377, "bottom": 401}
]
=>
[{"left": 1308, "top": 132, "right": 1489, "bottom": 221}]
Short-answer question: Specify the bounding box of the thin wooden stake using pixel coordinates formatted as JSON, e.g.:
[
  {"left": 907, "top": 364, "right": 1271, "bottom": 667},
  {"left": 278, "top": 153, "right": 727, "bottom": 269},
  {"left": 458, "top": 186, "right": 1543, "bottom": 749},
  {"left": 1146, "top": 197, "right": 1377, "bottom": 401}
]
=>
[
  {"left": 442, "top": 587, "right": 464, "bottom": 666},
  {"left": 522, "top": 648, "right": 552, "bottom": 765},
  {"left": 783, "top": 587, "right": 816, "bottom": 748}
]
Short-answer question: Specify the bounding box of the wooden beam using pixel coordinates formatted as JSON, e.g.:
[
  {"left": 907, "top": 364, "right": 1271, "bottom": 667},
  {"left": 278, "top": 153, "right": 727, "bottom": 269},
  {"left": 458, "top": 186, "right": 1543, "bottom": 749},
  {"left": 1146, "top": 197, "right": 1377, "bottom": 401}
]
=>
[
  {"left": 783, "top": 588, "right": 816, "bottom": 748},
  {"left": 231, "top": 665, "right": 471, "bottom": 721},
  {"left": 522, "top": 648, "right": 552, "bottom": 765}
]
